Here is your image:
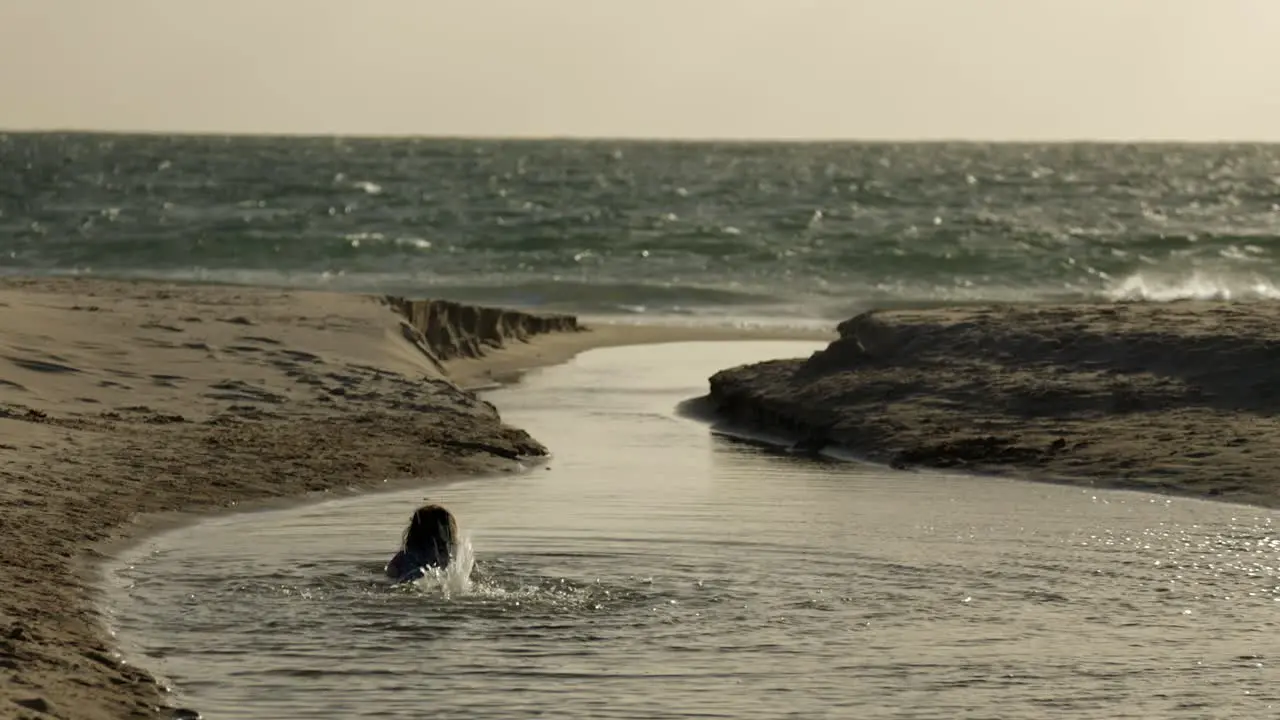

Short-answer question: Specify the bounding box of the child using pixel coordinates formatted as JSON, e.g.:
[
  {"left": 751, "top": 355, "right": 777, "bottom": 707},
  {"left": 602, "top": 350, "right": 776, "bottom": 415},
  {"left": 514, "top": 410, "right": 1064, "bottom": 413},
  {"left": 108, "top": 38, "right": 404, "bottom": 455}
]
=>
[{"left": 385, "top": 503, "right": 458, "bottom": 583}]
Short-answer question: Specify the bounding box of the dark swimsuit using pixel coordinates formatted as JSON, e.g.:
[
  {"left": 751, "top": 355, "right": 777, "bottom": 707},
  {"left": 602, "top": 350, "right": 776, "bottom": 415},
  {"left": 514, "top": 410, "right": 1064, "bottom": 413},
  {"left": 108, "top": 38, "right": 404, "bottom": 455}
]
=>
[{"left": 385, "top": 547, "right": 450, "bottom": 583}]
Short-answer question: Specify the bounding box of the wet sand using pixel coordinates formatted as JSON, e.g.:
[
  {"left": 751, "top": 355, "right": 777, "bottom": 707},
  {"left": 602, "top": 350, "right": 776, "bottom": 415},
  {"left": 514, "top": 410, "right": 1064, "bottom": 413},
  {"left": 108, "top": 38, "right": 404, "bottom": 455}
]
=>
[
  {"left": 704, "top": 301, "right": 1280, "bottom": 510},
  {"left": 0, "top": 277, "right": 830, "bottom": 720}
]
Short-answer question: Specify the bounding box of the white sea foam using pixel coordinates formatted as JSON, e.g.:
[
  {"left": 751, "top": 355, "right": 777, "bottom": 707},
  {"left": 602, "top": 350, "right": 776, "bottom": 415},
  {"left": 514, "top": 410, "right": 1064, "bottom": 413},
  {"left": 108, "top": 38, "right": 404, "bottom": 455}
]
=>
[{"left": 1104, "top": 270, "right": 1280, "bottom": 301}]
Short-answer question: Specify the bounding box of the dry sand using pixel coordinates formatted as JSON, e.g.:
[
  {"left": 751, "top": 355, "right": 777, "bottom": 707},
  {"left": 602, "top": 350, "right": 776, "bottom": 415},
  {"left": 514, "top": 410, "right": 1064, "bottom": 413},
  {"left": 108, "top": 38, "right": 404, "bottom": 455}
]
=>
[
  {"left": 704, "top": 301, "right": 1280, "bottom": 510},
  {"left": 0, "top": 276, "right": 830, "bottom": 720}
]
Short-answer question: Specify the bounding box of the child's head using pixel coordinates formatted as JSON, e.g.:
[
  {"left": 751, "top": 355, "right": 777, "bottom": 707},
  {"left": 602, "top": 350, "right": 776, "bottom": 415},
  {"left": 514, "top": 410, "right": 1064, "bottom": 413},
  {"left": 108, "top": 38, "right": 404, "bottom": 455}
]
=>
[{"left": 402, "top": 504, "right": 458, "bottom": 559}]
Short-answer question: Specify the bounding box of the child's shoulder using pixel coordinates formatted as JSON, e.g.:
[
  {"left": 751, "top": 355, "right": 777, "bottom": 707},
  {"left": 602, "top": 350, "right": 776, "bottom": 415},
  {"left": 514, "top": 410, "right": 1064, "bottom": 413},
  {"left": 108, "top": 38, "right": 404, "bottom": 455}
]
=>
[{"left": 384, "top": 550, "right": 408, "bottom": 577}]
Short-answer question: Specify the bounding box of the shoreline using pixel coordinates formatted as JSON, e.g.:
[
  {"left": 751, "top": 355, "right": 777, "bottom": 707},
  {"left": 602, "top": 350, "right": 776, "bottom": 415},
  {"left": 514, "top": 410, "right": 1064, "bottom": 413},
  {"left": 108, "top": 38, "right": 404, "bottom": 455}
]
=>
[
  {"left": 701, "top": 300, "right": 1280, "bottom": 512},
  {"left": 0, "top": 276, "right": 832, "bottom": 720},
  {"left": 698, "top": 418, "right": 1280, "bottom": 514},
  {"left": 12, "top": 275, "right": 1280, "bottom": 717}
]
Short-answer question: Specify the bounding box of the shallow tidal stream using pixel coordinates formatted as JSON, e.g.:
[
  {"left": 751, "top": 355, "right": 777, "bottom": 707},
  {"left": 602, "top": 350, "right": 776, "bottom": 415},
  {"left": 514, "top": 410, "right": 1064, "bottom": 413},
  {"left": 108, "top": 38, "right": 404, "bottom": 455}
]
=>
[{"left": 103, "top": 341, "right": 1279, "bottom": 719}]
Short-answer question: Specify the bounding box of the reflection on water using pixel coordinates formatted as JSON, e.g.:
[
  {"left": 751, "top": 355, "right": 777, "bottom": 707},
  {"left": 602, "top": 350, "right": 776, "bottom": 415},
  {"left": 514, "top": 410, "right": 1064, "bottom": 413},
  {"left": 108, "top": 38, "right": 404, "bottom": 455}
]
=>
[{"left": 103, "top": 342, "right": 1280, "bottom": 719}]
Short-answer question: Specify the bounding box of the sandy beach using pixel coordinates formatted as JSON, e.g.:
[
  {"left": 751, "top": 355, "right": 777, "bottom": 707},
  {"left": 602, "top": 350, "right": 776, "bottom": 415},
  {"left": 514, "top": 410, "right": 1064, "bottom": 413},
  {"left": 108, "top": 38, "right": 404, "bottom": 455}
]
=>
[
  {"left": 705, "top": 301, "right": 1280, "bottom": 510},
  {"left": 17, "top": 279, "right": 1280, "bottom": 719},
  {"left": 0, "top": 276, "right": 829, "bottom": 720}
]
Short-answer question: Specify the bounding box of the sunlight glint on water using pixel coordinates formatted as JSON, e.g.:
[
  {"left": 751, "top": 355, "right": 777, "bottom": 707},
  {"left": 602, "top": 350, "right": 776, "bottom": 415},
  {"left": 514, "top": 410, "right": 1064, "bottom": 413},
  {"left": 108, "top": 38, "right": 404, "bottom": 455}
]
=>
[
  {"left": 10, "top": 137, "right": 1280, "bottom": 318},
  {"left": 103, "top": 342, "right": 1280, "bottom": 719}
]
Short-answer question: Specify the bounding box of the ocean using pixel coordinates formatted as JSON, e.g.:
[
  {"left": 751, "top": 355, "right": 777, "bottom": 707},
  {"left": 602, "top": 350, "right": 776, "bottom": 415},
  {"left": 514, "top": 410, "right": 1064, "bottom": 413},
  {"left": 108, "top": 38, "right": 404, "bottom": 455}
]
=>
[{"left": 4, "top": 133, "right": 1280, "bottom": 321}]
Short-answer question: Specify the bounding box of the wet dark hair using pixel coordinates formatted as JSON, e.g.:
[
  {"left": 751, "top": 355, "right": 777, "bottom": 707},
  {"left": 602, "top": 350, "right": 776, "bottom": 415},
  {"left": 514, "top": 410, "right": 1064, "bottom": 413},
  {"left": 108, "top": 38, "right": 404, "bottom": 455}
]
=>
[{"left": 401, "top": 504, "right": 457, "bottom": 567}]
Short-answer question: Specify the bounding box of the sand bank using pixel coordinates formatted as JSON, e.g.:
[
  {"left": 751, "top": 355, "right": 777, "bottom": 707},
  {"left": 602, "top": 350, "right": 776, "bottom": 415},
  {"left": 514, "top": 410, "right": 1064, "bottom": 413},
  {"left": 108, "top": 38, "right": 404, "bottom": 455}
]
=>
[
  {"left": 0, "top": 276, "right": 830, "bottom": 720},
  {"left": 704, "top": 301, "right": 1280, "bottom": 510}
]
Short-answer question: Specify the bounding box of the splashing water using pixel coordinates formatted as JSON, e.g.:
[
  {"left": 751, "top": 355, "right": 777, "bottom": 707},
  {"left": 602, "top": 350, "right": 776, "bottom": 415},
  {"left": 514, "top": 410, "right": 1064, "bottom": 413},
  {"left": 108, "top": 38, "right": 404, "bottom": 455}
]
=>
[
  {"left": 400, "top": 536, "right": 643, "bottom": 616},
  {"left": 397, "top": 533, "right": 476, "bottom": 600}
]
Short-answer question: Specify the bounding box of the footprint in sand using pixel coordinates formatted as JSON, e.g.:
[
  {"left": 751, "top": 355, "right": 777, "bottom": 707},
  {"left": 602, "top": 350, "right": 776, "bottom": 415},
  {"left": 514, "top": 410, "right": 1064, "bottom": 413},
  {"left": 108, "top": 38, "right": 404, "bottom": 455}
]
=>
[
  {"left": 140, "top": 321, "right": 185, "bottom": 333},
  {"left": 324, "top": 371, "right": 361, "bottom": 388},
  {"left": 237, "top": 335, "right": 282, "bottom": 346},
  {"left": 204, "top": 379, "right": 288, "bottom": 404},
  {"left": 5, "top": 355, "right": 82, "bottom": 374},
  {"left": 275, "top": 349, "right": 323, "bottom": 364},
  {"left": 131, "top": 337, "right": 184, "bottom": 350},
  {"left": 222, "top": 404, "right": 282, "bottom": 420},
  {"left": 280, "top": 366, "right": 324, "bottom": 386}
]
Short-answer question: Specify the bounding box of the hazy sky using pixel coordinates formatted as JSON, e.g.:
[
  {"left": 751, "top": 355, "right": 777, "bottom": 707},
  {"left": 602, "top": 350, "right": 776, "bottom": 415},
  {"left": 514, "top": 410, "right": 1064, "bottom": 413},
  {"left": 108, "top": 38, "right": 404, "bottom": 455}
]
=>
[{"left": 2, "top": 1, "right": 1278, "bottom": 140}]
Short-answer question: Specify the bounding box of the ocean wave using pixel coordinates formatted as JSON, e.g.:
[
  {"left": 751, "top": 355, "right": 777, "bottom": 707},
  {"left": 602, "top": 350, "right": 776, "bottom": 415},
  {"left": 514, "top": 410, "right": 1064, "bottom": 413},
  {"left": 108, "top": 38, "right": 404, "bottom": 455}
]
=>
[
  {"left": 18, "top": 263, "right": 1280, "bottom": 327},
  {"left": 1102, "top": 270, "right": 1280, "bottom": 302},
  {"left": 8, "top": 135, "right": 1280, "bottom": 320}
]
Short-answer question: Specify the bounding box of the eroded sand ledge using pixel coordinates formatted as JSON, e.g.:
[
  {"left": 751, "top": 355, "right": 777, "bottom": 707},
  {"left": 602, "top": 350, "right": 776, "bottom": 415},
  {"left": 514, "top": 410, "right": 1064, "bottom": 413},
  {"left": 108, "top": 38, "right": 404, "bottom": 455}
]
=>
[
  {"left": 386, "top": 296, "right": 583, "bottom": 363},
  {"left": 705, "top": 301, "right": 1280, "bottom": 509}
]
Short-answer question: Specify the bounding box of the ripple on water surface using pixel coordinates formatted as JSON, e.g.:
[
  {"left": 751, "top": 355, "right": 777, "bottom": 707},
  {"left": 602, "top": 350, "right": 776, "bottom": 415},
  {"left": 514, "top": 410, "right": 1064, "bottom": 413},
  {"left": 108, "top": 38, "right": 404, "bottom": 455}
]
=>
[{"left": 104, "top": 342, "right": 1280, "bottom": 719}]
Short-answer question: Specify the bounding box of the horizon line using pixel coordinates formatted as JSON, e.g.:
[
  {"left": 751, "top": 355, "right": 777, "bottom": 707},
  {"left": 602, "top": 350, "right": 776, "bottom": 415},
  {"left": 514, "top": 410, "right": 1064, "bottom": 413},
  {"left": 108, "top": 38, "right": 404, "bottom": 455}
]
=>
[{"left": 2, "top": 126, "right": 1279, "bottom": 145}]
